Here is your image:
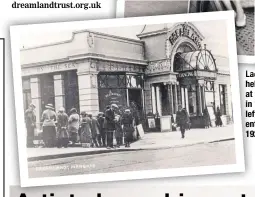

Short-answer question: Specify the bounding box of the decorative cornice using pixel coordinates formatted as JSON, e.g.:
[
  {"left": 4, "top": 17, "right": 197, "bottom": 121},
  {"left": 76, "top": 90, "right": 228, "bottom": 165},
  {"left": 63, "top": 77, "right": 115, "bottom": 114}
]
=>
[
  {"left": 69, "top": 53, "right": 148, "bottom": 66},
  {"left": 21, "top": 29, "right": 144, "bottom": 51},
  {"left": 21, "top": 53, "right": 148, "bottom": 68},
  {"left": 137, "top": 28, "right": 168, "bottom": 38}
]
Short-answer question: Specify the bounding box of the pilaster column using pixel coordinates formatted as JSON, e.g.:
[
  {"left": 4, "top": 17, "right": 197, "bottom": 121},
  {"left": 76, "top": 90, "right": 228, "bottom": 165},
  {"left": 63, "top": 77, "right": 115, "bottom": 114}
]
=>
[
  {"left": 197, "top": 80, "right": 204, "bottom": 115},
  {"left": 156, "top": 85, "right": 162, "bottom": 116},
  {"left": 167, "top": 83, "right": 174, "bottom": 115},
  {"left": 184, "top": 87, "right": 189, "bottom": 114},
  {"left": 30, "top": 77, "right": 41, "bottom": 128},
  {"left": 197, "top": 84, "right": 202, "bottom": 116},
  {"left": 201, "top": 86, "right": 206, "bottom": 110},
  {"left": 181, "top": 87, "right": 185, "bottom": 108},
  {"left": 54, "top": 74, "right": 65, "bottom": 112},
  {"left": 151, "top": 85, "right": 156, "bottom": 114},
  {"left": 77, "top": 70, "right": 99, "bottom": 116},
  {"left": 174, "top": 84, "right": 178, "bottom": 113}
]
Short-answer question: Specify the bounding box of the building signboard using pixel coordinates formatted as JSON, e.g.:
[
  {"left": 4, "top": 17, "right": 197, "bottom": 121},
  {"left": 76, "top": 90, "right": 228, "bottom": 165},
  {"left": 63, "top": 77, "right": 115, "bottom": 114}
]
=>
[
  {"left": 146, "top": 59, "right": 171, "bottom": 74},
  {"left": 168, "top": 23, "right": 202, "bottom": 49},
  {"left": 98, "top": 89, "right": 127, "bottom": 111},
  {"left": 22, "top": 62, "right": 78, "bottom": 76},
  {"left": 177, "top": 70, "right": 217, "bottom": 79}
]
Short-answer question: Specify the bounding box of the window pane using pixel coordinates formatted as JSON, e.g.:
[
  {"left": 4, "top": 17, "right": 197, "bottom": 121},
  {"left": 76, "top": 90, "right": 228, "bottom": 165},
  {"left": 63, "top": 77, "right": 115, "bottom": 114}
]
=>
[
  {"left": 22, "top": 79, "right": 31, "bottom": 90},
  {"left": 107, "top": 75, "right": 118, "bottom": 88},
  {"left": 126, "top": 75, "right": 143, "bottom": 88}
]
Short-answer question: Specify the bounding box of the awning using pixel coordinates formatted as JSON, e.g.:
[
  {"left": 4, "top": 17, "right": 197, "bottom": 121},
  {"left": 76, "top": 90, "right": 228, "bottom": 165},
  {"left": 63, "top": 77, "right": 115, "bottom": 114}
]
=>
[{"left": 174, "top": 49, "right": 217, "bottom": 72}]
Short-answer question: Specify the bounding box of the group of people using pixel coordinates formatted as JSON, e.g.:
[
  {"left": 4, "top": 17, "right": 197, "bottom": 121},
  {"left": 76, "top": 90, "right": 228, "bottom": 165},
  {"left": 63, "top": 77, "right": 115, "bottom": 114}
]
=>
[
  {"left": 175, "top": 104, "right": 223, "bottom": 139},
  {"left": 25, "top": 103, "right": 136, "bottom": 149}
]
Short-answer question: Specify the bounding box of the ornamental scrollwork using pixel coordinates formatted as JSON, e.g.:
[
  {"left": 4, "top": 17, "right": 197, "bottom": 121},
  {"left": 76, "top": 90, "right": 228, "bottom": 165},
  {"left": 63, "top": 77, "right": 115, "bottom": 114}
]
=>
[{"left": 146, "top": 59, "right": 171, "bottom": 74}]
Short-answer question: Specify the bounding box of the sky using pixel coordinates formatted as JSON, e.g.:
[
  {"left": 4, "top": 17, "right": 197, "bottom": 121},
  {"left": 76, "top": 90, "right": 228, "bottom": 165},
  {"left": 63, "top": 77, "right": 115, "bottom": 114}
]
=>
[{"left": 18, "top": 19, "right": 229, "bottom": 57}]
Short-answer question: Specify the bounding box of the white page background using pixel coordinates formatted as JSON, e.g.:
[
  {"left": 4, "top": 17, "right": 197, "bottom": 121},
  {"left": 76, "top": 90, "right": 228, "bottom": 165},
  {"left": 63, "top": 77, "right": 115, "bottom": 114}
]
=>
[{"left": 0, "top": 0, "right": 255, "bottom": 196}]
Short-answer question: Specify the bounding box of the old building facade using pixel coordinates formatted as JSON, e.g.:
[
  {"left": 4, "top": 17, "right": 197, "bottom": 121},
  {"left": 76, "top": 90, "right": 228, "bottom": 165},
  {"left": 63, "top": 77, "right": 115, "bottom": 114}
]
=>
[{"left": 21, "top": 22, "right": 233, "bottom": 129}]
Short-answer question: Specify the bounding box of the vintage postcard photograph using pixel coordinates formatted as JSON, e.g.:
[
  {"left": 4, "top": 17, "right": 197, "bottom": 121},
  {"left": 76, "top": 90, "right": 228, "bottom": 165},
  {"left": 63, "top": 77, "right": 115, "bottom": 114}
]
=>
[
  {"left": 116, "top": 0, "right": 255, "bottom": 57},
  {"left": 10, "top": 11, "right": 244, "bottom": 187}
]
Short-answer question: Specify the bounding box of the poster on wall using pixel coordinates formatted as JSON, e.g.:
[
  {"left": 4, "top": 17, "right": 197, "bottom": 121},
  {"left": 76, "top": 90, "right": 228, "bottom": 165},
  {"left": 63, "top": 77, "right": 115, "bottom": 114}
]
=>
[
  {"left": 99, "top": 89, "right": 127, "bottom": 111},
  {"left": 148, "top": 118, "right": 156, "bottom": 128}
]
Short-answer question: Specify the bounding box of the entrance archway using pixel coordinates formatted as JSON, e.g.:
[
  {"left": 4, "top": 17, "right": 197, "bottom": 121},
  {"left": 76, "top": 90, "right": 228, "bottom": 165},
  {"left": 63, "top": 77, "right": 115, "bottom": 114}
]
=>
[{"left": 173, "top": 47, "right": 217, "bottom": 127}]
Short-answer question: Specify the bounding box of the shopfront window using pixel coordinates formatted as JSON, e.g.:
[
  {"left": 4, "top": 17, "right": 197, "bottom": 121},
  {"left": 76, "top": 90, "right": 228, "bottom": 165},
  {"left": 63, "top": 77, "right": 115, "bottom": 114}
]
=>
[
  {"left": 98, "top": 73, "right": 144, "bottom": 114},
  {"left": 219, "top": 84, "right": 227, "bottom": 115},
  {"left": 126, "top": 75, "right": 143, "bottom": 88},
  {"left": 188, "top": 84, "right": 197, "bottom": 115},
  {"left": 98, "top": 74, "right": 126, "bottom": 88},
  {"left": 205, "top": 80, "right": 215, "bottom": 106},
  {"left": 22, "top": 78, "right": 31, "bottom": 111},
  {"left": 64, "top": 71, "right": 80, "bottom": 114}
]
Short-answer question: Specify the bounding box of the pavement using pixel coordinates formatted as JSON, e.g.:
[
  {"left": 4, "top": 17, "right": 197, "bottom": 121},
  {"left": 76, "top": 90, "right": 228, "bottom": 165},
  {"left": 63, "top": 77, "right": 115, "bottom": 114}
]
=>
[{"left": 27, "top": 124, "right": 234, "bottom": 161}]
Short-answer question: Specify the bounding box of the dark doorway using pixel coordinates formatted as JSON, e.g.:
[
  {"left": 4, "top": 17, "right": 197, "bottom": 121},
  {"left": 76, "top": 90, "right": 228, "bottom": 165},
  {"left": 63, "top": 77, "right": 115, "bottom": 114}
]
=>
[
  {"left": 64, "top": 70, "right": 80, "bottom": 115},
  {"left": 40, "top": 74, "right": 55, "bottom": 111},
  {"left": 128, "top": 89, "right": 142, "bottom": 111}
]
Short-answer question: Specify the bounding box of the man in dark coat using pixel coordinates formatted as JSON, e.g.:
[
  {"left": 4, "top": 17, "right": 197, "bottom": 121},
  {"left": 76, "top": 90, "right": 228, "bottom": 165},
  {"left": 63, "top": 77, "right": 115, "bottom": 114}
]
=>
[
  {"left": 97, "top": 112, "right": 106, "bottom": 147},
  {"left": 56, "top": 107, "right": 69, "bottom": 148},
  {"left": 104, "top": 104, "right": 117, "bottom": 148},
  {"left": 25, "top": 103, "right": 36, "bottom": 147},
  {"left": 176, "top": 104, "right": 189, "bottom": 139}
]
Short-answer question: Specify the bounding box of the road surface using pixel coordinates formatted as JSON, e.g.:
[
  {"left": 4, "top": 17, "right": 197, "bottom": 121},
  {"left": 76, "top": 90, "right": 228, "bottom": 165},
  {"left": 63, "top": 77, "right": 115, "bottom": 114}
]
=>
[{"left": 28, "top": 140, "right": 235, "bottom": 178}]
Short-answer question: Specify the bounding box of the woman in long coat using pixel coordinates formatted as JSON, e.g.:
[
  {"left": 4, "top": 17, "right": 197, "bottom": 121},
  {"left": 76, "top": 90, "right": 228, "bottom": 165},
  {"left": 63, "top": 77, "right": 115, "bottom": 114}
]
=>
[
  {"left": 115, "top": 114, "right": 123, "bottom": 148},
  {"left": 41, "top": 104, "right": 57, "bottom": 147},
  {"left": 203, "top": 107, "right": 211, "bottom": 128},
  {"left": 56, "top": 107, "right": 69, "bottom": 148},
  {"left": 104, "top": 104, "right": 116, "bottom": 148},
  {"left": 121, "top": 109, "right": 134, "bottom": 148},
  {"left": 89, "top": 114, "right": 100, "bottom": 147},
  {"left": 80, "top": 111, "right": 92, "bottom": 147},
  {"left": 68, "top": 108, "right": 80, "bottom": 144},
  {"left": 215, "top": 106, "right": 223, "bottom": 127}
]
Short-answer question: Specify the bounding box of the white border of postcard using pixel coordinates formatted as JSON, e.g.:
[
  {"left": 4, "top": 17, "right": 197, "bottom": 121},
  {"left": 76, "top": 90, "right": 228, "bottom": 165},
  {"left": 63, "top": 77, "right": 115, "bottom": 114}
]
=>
[{"left": 10, "top": 11, "right": 244, "bottom": 187}]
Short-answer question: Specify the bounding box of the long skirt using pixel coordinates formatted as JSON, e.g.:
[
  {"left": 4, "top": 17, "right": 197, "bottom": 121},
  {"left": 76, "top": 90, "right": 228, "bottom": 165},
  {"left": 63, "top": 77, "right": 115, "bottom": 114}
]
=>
[
  {"left": 42, "top": 126, "right": 56, "bottom": 147},
  {"left": 123, "top": 126, "right": 134, "bottom": 143},
  {"left": 80, "top": 128, "right": 92, "bottom": 144},
  {"left": 69, "top": 126, "right": 79, "bottom": 143},
  {"left": 215, "top": 116, "right": 223, "bottom": 126},
  {"left": 57, "top": 127, "right": 69, "bottom": 148}
]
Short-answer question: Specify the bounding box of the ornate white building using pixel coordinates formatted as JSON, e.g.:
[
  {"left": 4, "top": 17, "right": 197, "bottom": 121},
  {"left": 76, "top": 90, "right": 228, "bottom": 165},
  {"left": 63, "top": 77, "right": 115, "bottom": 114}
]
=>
[{"left": 21, "top": 22, "right": 233, "bottom": 129}]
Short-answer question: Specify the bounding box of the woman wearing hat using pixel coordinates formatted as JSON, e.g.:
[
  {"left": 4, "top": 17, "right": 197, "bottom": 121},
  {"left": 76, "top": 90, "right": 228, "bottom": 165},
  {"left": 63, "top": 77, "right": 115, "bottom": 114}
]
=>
[
  {"left": 68, "top": 108, "right": 80, "bottom": 145},
  {"left": 121, "top": 109, "right": 134, "bottom": 148},
  {"left": 41, "top": 104, "right": 57, "bottom": 147}
]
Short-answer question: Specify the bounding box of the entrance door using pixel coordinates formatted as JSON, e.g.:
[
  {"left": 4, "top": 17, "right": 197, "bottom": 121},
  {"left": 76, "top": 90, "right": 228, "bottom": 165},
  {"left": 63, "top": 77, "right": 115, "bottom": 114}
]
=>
[
  {"left": 40, "top": 74, "right": 55, "bottom": 111},
  {"left": 128, "top": 89, "right": 143, "bottom": 125},
  {"left": 128, "top": 89, "right": 142, "bottom": 111},
  {"left": 64, "top": 71, "right": 80, "bottom": 114}
]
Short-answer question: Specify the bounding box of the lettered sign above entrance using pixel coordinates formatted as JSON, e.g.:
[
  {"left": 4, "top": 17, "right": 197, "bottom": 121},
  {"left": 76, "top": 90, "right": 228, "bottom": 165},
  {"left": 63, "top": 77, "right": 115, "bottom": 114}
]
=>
[{"left": 168, "top": 23, "right": 204, "bottom": 49}]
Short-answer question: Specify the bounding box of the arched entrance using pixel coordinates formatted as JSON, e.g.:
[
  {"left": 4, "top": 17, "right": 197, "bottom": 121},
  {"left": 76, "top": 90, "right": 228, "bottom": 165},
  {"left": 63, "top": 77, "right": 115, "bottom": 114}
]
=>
[{"left": 173, "top": 47, "right": 217, "bottom": 127}]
